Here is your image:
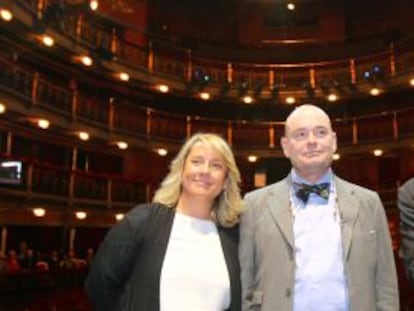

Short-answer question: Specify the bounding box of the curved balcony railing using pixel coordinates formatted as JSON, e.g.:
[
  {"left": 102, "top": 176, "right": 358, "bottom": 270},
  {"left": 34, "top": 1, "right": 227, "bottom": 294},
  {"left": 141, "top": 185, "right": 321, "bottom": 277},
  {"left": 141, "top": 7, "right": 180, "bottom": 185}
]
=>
[
  {"left": 1, "top": 56, "right": 414, "bottom": 155},
  {"left": 0, "top": 155, "right": 147, "bottom": 208},
  {"left": 0, "top": 151, "right": 399, "bottom": 210},
  {"left": 7, "top": 0, "right": 414, "bottom": 104}
]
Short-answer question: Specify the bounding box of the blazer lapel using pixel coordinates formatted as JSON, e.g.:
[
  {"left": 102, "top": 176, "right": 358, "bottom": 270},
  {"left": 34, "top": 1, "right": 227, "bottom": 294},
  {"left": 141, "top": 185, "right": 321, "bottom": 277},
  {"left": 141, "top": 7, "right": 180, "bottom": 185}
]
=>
[
  {"left": 335, "top": 176, "right": 360, "bottom": 260},
  {"left": 266, "top": 177, "right": 295, "bottom": 249}
]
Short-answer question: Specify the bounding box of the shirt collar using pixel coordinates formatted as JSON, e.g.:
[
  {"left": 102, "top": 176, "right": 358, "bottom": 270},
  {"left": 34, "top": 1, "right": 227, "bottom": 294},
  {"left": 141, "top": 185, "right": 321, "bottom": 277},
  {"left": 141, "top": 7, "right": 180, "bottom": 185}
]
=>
[{"left": 291, "top": 168, "right": 333, "bottom": 186}]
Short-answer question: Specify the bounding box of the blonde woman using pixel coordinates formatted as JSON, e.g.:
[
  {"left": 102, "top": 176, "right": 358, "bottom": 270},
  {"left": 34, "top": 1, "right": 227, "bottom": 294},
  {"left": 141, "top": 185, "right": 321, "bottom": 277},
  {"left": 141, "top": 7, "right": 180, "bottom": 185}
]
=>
[{"left": 85, "top": 133, "right": 243, "bottom": 311}]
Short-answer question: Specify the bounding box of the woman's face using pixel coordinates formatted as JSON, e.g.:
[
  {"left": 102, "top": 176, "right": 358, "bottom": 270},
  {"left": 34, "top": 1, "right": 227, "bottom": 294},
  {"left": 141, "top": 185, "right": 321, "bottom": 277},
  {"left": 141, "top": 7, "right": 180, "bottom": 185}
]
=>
[{"left": 181, "top": 141, "right": 228, "bottom": 203}]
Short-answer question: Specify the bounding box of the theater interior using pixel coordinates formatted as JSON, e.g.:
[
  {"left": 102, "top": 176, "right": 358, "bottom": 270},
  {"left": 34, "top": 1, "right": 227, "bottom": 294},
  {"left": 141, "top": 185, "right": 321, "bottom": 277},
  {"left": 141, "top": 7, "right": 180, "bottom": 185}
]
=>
[{"left": 0, "top": 0, "right": 414, "bottom": 309}]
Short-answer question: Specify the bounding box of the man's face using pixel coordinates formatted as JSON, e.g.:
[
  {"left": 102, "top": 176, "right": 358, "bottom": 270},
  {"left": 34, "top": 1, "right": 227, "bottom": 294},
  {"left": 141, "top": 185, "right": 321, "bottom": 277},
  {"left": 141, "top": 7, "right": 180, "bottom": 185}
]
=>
[{"left": 281, "top": 106, "right": 337, "bottom": 180}]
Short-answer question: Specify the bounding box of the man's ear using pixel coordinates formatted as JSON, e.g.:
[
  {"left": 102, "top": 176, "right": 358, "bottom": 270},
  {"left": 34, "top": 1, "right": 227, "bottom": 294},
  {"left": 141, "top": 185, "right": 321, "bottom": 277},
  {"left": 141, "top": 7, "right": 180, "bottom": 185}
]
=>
[
  {"left": 281, "top": 137, "right": 290, "bottom": 158},
  {"left": 332, "top": 132, "right": 338, "bottom": 153}
]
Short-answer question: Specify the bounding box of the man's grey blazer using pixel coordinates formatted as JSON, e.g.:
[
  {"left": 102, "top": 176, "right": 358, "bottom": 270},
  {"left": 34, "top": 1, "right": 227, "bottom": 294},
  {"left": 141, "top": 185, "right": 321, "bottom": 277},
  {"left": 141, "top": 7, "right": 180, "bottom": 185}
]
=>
[{"left": 239, "top": 175, "right": 399, "bottom": 311}]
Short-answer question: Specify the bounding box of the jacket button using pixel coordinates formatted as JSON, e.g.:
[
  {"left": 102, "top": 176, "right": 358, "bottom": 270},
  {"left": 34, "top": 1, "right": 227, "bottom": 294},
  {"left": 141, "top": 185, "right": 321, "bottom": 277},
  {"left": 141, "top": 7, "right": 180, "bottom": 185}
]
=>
[{"left": 286, "top": 288, "right": 291, "bottom": 297}]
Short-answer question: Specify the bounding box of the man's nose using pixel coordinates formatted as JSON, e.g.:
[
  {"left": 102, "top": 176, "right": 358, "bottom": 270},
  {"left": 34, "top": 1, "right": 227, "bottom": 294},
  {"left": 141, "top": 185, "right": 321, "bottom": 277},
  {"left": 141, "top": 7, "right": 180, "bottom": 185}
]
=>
[{"left": 307, "top": 132, "right": 317, "bottom": 143}]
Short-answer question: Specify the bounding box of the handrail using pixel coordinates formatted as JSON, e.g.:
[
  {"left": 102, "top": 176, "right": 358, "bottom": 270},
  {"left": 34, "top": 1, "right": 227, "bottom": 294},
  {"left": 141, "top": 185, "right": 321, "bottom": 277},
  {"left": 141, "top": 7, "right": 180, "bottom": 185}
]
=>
[
  {"left": 6, "top": 0, "right": 414, "bottom": 98},
  {"left": 2, "top": 55, "right": 414, "bottom": 152}
]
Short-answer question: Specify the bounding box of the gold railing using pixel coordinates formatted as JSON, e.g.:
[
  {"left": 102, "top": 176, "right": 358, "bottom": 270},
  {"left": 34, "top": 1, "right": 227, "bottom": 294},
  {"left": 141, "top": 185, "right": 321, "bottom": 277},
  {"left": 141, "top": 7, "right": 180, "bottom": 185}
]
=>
[
  {"left": 0, "top": 156, "right": 147, "bottom": 207},
  {"left": 1, "top": 57, "right": 414, "bottom": 152},
  {"left": 8, "top": 0, "right": 414, "bottom": 102}
]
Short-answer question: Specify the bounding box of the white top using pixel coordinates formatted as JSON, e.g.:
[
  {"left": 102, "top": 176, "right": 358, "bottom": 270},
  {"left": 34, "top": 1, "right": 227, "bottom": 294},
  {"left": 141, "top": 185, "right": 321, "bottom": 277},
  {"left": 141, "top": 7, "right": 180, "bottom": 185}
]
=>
[{"left": 160, "top": 212, "right": 231, "bottom": 311}]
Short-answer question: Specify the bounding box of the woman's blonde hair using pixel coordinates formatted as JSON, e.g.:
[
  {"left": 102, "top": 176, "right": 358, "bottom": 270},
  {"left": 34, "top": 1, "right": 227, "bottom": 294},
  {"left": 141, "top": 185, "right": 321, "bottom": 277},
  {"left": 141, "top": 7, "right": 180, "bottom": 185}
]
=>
[{"left": 152, "top": 133, "right": 243, "bottom": 227}]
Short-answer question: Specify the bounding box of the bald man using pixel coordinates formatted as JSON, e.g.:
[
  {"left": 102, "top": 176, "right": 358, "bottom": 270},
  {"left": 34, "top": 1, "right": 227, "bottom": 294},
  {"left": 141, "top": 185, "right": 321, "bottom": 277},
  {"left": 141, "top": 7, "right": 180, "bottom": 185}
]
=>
[{"left": 239, "top": 104, "right": 399, "bottom": 311}]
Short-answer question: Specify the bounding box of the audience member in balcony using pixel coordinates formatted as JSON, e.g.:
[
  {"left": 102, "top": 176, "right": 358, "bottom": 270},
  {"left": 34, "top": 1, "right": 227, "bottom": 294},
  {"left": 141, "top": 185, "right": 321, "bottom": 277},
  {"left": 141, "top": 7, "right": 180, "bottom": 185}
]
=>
[
  {"left": 239, "top": 104, "right": 399, "bottom": 311},
  {"left": 85, "top": 133, "right": 243, "bottom": 311},
  {"left": 398, "top": 177, "right": 414, "bottom": 286}
]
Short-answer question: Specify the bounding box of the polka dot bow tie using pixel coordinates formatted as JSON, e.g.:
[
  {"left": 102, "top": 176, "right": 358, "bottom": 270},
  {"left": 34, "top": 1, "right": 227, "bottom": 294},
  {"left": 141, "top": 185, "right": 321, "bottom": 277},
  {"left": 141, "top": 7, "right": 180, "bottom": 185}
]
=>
[{"left": 294, "top": 182, "right": 330, "bottom": 204}]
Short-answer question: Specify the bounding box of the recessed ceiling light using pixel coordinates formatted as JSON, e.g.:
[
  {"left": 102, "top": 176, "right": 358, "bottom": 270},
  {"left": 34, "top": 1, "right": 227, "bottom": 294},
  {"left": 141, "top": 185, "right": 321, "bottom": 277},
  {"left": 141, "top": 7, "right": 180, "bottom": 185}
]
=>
[
  {"left": 248, "top": 155, "right": 258, "bottom": 163},
  {"left": 158, "top": 85, "right": 169, "bottom": 93},
  {"left": 370, "top": 88, "right": 380, "bottom": 96},
  {"left": 157, "top": 148, "right": 168, "bottom": 156},
  {"left": 373, "top": 149, "right": 383, "bottom": 157},
  {"left": 327, "top": 94, "right": 338, "bottom": 102},
  {"left": 243, "top": 96, "right": 253, "bottom": 104},
  {"left": 79, "top": 131, "right": 90, "bottom": 141},
  {"left": 0, "top": 9, "right": 12, "bottom": 21},
  {"left": 200, "top": 92, "right": 210, "bottom": 100},
  {"left": 332, "top": 153, "right": 341, "bottom": 161},
  {"left": 75, "top": 211, "right": 87, "bottom": 220},
  {"left": 285, "top": 96, "right": 295, "bottom": 104},
  {"left": 119, "top": 72, "right": 130, "bottom": 81},
  {"left": 90, "top": 0, "right": 99, "bottom": 11},
  {"left": 117, "top": 141, "right": 128, "bottom": 150},
  {"left": 42, "top": 35, "right": 54, "bottom": 47},
  {"left": 81, "top": 56, "right": 93, "bottom": 66},
  {"left": 0, "top": 103, "right": 6, "bottom": 114},
  {"left": 37, "top": 119, "right": 50, "bottom": 129},
  {"left": 33, "top": 208, "right": 46, "bottom": 217}
]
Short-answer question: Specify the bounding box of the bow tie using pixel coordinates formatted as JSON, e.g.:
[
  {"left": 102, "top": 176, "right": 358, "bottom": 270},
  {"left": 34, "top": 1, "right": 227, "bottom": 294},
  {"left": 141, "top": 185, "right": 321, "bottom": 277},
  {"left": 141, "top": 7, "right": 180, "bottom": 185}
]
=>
[{"left": 294, "top": 182, "right": 330, "bottom": 204}]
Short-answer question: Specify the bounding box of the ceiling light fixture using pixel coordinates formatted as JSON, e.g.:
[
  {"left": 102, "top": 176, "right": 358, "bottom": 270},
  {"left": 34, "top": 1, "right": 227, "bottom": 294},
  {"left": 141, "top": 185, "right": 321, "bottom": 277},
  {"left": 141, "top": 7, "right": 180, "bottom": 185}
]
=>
[
  {"left": 119, "top": 72, "right": 130, "bottom": 81},
  {"left": 90, "top": 0, "right": 99, "bottom": 11},
  {"left": 157, "top": 148, "right": 168, "bottom": 156},
  {"left": 373, "top": 149, "right": 383, "bottom": 157},
  {"left": 0, "top": 9, "right": 12, "bottom": 21},
  {"left": 247, "top": 155, "right": 258, "bottom": 163},
  {"left": 243, "top": 95, "right": 253, "bottom": 104},
  {"left": 37, "top": 118, "right": 50, "bottom": 129},
  {"left": 33, "top": 208, "right": 46, "bottom": 217},
  {"left": 200, "top": 92, "right": 211, "bottom": 101},
  {"left": 75, "top": 211, "right": 87, "bottom": 220},
  {"left": 79, "top": 131, "right": 90, "bottom": 141},
  {"left": 327, "top": 94, "right": 338, "bottom": 102},
  {"left": 287, "top": 3, "right": 295, "bottom": 10},
  {"left": 42, "top": 35, "right": 54, "bottom": 47},
  {"left": 369, "top": 88, "right": 380, "bottom": 96},
  {"left": 285, "top": 96, "right": 295, "bottom": 104},
  {"left": 80, "top": 56, "right": 93, "bottom": 67},
  {"left": 158, "top": 84, "right": 169, "bottom": 93},
  {"left": 117, "top": 141, "right": 128, "bottom": 150}
]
